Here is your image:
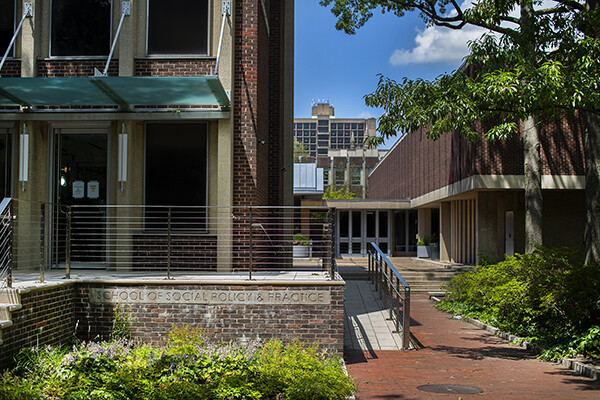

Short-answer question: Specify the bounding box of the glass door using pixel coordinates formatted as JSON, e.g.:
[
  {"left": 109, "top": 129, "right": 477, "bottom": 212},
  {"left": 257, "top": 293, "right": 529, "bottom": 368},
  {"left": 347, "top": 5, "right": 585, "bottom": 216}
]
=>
[{"left": 52, "top": 129, "right": 108, "bottom": 268}]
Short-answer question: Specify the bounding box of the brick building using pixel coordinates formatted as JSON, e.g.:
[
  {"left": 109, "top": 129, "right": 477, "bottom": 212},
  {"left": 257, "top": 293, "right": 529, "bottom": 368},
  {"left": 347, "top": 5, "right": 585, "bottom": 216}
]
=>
[
  {"left": 0, "top": 0, "right": 293, "bottom": 268},
  {"left": 368, "top": 114, "right": 586, "bottom": 264}
]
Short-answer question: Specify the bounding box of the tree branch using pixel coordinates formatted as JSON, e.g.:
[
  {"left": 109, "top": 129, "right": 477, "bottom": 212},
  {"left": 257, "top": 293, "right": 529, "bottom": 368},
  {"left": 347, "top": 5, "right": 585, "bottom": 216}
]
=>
[{"left": 552, "top": 0, "right": 587, "bottom": 11}]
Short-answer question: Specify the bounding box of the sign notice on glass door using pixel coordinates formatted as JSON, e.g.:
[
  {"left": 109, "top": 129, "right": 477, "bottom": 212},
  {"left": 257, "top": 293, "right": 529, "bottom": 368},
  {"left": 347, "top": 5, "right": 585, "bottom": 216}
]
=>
[
  {"left": 87, "top": 181, "right": 100, "bottom": 199},
  {"left": 73, "top": 181, "right": 84, "bottom": 199}
]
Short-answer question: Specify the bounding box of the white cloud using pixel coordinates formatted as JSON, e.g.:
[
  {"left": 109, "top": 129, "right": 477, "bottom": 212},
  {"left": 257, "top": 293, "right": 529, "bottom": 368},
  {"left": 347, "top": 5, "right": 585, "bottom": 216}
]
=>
[
  {"left": 389, "top": 25, "right": 485, "bottom": 66},
  {"left": 357, "top": 111, "right": 375, "bottom": 119}
]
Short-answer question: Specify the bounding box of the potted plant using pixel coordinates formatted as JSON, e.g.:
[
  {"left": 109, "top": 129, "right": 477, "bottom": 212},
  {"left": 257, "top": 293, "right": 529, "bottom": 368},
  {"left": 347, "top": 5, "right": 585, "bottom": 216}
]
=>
[
  {"left": 292, "top": 233, "right": 310, "bottom": 258},
  {"left": 416, "top": 234, "right": 431, "bottom": 258}
]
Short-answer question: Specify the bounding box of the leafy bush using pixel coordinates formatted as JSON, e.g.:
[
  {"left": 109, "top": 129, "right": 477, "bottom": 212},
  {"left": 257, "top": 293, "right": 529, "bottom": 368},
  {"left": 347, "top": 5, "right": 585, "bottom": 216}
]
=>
[
  {"left": 438, "top": 246, "right": 600, "bottom": 360},
  {"left": 1, "top": 326, "right": 355, "bottom": 400},
  {"left": 112, "top": 305, "right": 132, "bottom": 340}
]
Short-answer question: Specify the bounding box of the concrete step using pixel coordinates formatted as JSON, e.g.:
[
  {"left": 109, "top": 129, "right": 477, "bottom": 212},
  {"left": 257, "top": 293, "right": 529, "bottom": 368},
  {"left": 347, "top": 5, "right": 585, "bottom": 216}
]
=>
[{"left": 0, "top": 288, "right": 19, "bottom": 304}]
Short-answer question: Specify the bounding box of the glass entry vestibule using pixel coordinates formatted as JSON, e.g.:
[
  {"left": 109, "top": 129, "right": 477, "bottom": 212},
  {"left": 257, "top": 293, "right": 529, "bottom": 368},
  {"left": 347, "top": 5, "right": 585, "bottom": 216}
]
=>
[
  {"left": 337, "top": 210, "right": 391, "bottom": 256},
  {"left": 51, "top": 127, "right": 109, "bottom": 268}
]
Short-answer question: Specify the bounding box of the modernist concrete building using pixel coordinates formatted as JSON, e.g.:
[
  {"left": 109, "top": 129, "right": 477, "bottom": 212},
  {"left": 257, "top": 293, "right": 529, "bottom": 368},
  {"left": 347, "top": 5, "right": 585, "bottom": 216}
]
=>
[
  {"left": 0, "top": 0, "right": 293, "bottom": 269},
  {"left": 294, "top": 103, "right": 386, "bottom": 199},
  {"left": 368, "top": 115, "right": 586, "bottom": 264}
]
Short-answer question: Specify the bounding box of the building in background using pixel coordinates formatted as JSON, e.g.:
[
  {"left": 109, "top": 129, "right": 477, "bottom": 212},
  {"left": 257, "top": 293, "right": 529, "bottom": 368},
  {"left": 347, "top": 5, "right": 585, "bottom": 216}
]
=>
[
  {"left": 294, "top": 102, "right": 386, "bottom": 199},
  {"left": 368, "top": 115, "right": 586, "bottom": 264}
]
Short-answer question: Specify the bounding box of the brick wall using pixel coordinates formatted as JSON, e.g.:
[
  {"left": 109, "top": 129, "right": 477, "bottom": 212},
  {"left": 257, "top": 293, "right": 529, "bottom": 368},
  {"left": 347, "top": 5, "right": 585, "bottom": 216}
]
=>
[
  {"left": 0, "top": 59, "right": 21, "bottom": 77},
  {"left": 0, "top": 285, "right": 76, "bottom": 366},
  {"left": 369, "top": 114, "right": 585, "bottom": 200},
  {"left": 134, "top": 59, "right": 213, "bottom": 76},
  {"left": 132, "top": 233, "right": 218, "bottom": 270},
  {"left": 74, "top": 282, "right": 345, "bottom": 355},
  {"left": 37, "top": 59, "right": 118, "bottom": 77}
]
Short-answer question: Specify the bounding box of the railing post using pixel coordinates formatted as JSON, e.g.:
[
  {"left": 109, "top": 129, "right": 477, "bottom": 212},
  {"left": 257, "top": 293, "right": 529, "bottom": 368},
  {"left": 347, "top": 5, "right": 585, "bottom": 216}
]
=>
[
  {"left": 65, "top": 206, "right": 71, "bottom": 279},
  {"left": 7, "top": 200, "right": 13, "bottom": 288},
  {"left": 248, "top": 207, "right": 253, "bottom": 280},
  {"left": 167, "top": 207, "right": 172, "bottom": 280},
  {"left": 39, "top": 203, "right": 45, "bottom": 283},
  {"left": 402, "top": 286, "right": 411, "bottom": 350},
  {"left": 368, "top": 245, "right": 372, "bottom": 282},
  {"left": 396, "top": 279, "right": 401, "bottom": 333}
]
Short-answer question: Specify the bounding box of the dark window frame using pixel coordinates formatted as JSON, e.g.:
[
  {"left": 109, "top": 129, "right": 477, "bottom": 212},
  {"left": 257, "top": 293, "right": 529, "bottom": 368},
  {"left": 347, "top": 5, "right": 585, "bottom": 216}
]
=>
[
  {"left": 146, "top": 0, "right": 210, "bottom": 56},
  {"left": 50, "top": 0, "right": 112, "bottom": 57},
  {"left": 0, "top": 0, "right": 15, "bottom": 58}
]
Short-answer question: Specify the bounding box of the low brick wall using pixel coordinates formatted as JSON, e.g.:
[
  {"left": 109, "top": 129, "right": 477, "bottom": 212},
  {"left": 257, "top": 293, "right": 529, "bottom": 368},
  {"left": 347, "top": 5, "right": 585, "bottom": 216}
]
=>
[
  {"left": 0, "top": 284, "right": 76, "bottom": 366},
  {"left": 1, "top": 278, "right": 345, "bottom": 366},
  {"left": 75, "top": 282, "right": 345, "bottom": 355}
]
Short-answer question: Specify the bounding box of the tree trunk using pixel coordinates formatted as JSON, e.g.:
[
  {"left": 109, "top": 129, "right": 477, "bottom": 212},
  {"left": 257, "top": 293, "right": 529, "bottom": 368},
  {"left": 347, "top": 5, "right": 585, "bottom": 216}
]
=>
[
  {"left": 584, "top": 112, "right": 600, "bottom": 263},
  {"left": 523, "top": 115, "right": 543, "bottom": 252}
]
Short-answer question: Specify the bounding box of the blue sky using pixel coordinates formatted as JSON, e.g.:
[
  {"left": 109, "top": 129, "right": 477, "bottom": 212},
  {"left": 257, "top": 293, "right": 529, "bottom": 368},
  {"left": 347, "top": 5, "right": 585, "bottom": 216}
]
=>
[{"left": 294, "top": 2, "right": 484, "bottom": 148}]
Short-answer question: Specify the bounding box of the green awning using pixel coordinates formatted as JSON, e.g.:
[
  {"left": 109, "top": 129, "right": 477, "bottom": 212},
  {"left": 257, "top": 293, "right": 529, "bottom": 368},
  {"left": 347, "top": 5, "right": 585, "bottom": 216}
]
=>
[{"left": 0, "top": 76, "right": 230, "bottom": 107}]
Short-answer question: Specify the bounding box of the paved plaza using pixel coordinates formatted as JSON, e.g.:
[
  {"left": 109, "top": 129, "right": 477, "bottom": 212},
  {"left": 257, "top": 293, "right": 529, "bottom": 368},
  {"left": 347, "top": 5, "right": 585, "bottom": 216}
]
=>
[{"left": 344, "top": 290, "right": 600, "bottom": 399}]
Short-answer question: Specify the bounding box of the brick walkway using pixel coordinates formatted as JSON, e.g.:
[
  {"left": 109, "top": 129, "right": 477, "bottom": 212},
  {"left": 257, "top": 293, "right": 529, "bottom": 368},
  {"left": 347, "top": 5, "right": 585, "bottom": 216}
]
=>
[{"left": 345, "top": 294, "right": 600, "bottom": 399}]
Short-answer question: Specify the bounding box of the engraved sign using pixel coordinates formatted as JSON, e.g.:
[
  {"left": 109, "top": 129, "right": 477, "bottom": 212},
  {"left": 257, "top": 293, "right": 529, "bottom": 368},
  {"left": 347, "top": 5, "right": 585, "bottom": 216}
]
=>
[{"left": 89, "top": 288, "right": 330, "bottom": 305}]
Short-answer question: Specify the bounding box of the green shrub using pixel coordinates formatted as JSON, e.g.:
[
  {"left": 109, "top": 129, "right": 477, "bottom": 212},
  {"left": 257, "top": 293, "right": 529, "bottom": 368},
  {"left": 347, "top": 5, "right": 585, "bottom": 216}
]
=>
[
  {"left": 439, "top": 246, "right": 600, "bottom": 360},
  {"left": 112, "top": 305, "right": 132, "bottom": 340},
  {"left": 1, "top": 327, "right": 355, "bottom": 400}
]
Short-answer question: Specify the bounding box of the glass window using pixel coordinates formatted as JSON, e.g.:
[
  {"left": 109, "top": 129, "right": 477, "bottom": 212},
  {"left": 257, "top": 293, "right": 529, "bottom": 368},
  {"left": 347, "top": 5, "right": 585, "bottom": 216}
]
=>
[
  {"left": 351, "top": 167, "right": 361, "bottom": 185},
  {"left": 318, "top": 141, "right": 328, "bottom": 147},
  {"left": 318, "top": 126, "right": 328, "bottom": 133},
  {"left": 379, "top": 211, "right": 388, "bottom": 238},
  {"left": 359, "top": 123, "right": 364, "bottom": 129},
  {"left": 335, "top": 167, "right": 345, "bottom": 185},
  {"left": 146, "top": 123, "right": 207, "bottom": 207},
  {"left": 148, "top": 0, "right": 209, "bottom": 55},
  {"left": 323, "top": 168, "right": 329, "bottom": 185},
  {"left": 352, "top": 211, "right": 362, "bottom": 237},
  {"left": 310, "top": 123, "right": 316, "bottom": 129},
  {"left": 0, "top": 128, "right": 12, "bottom": 198},
  {"left": 310, "top": 137, "right": 316, "bottom": 143},
  {"left": 352, "top": 123, "right": 357, "bottom": 129},
  {"left": 310, "top": 130, "right": 316, "bottom": 136},
  {"left": 366, "top": 211, "right": 375, "bottom": 238},
  {"left": 339, "top": 211, "right": 349, "bottom": 238},
  {"left": 317, "top": 148, "right": 328, "bottom": 155},
  {"left": 318, "top": 119, "right": 329, "bottom": 126},
  {"left": 0, "top": 0, "right": 14, "bottom": 56},
  {"left": 51, "top": 0, "right": 111, "bottom": 56}
]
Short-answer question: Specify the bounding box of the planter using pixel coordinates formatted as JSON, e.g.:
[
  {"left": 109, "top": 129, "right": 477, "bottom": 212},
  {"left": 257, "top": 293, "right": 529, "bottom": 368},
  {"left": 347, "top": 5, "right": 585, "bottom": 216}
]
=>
[
  {"left": 293, "top": 245, "right": 310, "bottom": 258},
  {"left": 430, "top": 243, "right": 440, "bottom": 260},
  {"left": 417, "top": 245, "right": 430, "bottom": 258}
]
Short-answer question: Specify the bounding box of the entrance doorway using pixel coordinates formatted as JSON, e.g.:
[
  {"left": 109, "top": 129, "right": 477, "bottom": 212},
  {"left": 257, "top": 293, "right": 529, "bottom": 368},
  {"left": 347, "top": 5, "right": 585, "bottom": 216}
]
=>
[{"left": 52, "top": 128, "right": 108, "bottom": 267}]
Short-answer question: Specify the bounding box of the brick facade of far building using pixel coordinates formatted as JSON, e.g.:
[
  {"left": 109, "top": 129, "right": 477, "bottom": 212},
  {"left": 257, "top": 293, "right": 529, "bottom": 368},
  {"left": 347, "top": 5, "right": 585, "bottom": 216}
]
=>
[{"left": 368, "top": 112, "right": 586, "bottom": 264}]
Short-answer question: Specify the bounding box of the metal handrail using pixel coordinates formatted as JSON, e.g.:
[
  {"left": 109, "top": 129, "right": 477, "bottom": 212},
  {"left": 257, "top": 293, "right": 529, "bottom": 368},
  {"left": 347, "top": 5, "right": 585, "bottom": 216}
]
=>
[{"left": 368, "top": 242, "right": 411, "bottom": 350}]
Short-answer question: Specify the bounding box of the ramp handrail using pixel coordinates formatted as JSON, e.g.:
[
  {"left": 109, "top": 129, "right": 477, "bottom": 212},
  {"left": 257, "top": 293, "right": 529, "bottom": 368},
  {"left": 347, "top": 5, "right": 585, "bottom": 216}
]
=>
[{"left": 367, "top": 242, "right": 411, "bottom": 350}]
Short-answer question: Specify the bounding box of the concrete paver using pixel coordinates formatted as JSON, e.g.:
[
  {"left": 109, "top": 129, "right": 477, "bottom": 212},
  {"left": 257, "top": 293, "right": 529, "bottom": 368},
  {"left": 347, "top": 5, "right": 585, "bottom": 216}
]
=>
[
  {"left": 345, "top": 294, "right": 600, "bottom": 399},
  {"left": 344, "top": 280, "right": 405, "bottom": 351}
]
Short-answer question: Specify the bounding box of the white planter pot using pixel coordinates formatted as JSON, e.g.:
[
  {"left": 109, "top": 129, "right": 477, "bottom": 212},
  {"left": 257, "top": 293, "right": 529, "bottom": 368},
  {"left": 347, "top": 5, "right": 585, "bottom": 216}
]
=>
[
  {"left": 417, "top": 245, "right": 430, "bottom": 258},
  {"left": 293, "top": 245, "right": 310, "bottom": 258}
]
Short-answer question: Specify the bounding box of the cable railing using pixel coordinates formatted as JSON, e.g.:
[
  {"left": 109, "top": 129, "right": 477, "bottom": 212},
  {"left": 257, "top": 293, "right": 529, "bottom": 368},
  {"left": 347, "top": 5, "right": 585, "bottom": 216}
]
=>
[
  {"left": 5, "top": 199, "right": 338, "bottom": 282},
  {"left": 367, "top": 242, "right": 411, "bottom": 350},
  {"left": 0, "top": 198, "right": 12, "bottom": 289}
]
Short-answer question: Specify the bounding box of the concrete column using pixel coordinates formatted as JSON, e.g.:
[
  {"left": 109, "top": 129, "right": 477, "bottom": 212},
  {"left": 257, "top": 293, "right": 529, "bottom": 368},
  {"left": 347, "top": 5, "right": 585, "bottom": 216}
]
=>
[
  {"left": 417, "top": 208, "right": 432, "bottom": 240},
  {"left": 14, "top": 121, "right": 48, "bottom": 271},
  {"left": 440, "top": 202, "right": 451, "bottom": 262},
  {"left": 118, "top": 0, "right": 135, "bottom": 76},
  {"left": 216, "top": 119, "right": 233, "bottom": 272},
  {"left": 20, "top": 0, "right": 39, "bottom": 77}
]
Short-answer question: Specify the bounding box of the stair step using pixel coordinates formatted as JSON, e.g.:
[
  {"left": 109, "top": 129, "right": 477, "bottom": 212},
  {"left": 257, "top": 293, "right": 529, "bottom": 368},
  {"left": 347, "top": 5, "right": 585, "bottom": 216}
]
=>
[{"left": 0, "top": 288, "right": 19, "bottom": 304}]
